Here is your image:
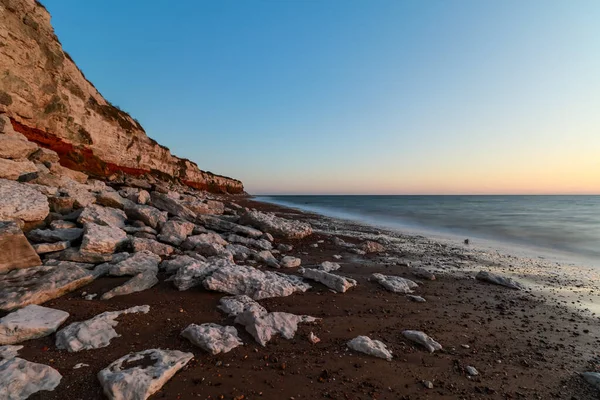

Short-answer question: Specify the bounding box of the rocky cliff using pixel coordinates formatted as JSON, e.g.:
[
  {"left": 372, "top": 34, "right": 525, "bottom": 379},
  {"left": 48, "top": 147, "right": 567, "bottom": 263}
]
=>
[{"left": 0, "top": 0, "right": 243, "bottom": 194}]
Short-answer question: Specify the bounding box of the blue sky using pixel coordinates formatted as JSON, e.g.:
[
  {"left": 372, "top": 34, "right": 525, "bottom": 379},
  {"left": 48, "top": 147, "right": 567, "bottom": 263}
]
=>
[{"left": 43, "top": 0, "right": 600, "bottom": 194}]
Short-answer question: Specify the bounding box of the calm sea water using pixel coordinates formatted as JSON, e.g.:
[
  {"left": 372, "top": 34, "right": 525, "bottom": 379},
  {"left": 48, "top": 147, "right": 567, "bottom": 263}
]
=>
[{"left": 257, "top": 195, "right": 600, "bottom": 266}]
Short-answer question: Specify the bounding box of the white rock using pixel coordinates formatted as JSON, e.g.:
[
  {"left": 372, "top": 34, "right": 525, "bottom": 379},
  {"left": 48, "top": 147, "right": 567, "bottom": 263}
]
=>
[
  {"left": 359, "top": 241, "right": 385, "bottom": 253},
  {"left": 476, "top": 271, "right": 525, "bottom": 290},
  {"left": 124, "top": 204, "right": 167, "bottom": 229},
  {"left": 181, "top": 323, "right": 243, "bottom": 354},
  {"left": 0, "top": 134, "right": 38, "bottom": 159},
  {"left": 108, "top": 251, "right": 161, "bottom": 276},
  {"left": 204, "top": 264, "right": 311, "bottom": 300},
  {"left": 402, "top": 330, "right": 443, "bottom": 353},
  {"left": 466, "top": 366, "right": 479, "bottom": 376},
  {"left": 0, "top": 345, "right": 23, "bottom": 360},
  {"left": 78, "top": 204, "right": 127, "bottom": 228},
  {"left": 73, "top": 363, "right": 89, "bottom": 369},
  {"left": 96, "top": 190, "right": 133, "bottom": 210},
  {"left": 256, "top": 250, "right": 280, "bottom": 268},
  {"left": 227, "top": 234, "right": 272, "bottom": 250},
  {"left": 157, "top": 220, "right": 195, "bottom": 246},
  {"left": 0, "top": 179, "right": 49, "bottom": 222},
  {"left": 332, "top": 255, "right": 342, "bottom": 260},
  {"left": 407, "top": 295, "right": 426, "bottom": 303},
  {"left": 80, "top": 223, "right": 128, "bottom": 255},
  {"left": 412, "top": 268, "right": 436, "bottom": 281},
  {"left": 370, "top": 273, "right": 418, "bottom": 294},
  {"left": 0, "top": 305, "right": 69, "bottom": 345},
  {"left": 131, "top": 237, "right": 174, "bottom": 257},
  {"left": 101, "top": 271, "right": 158, "bottom": 300},
  {"left": 160, "top": 255, "right": 199, "bottom": 275},
  {"left": 240, "top": 210, "right": 312, "bottom": 239},
  {"left": 319, "top": 261, "right": 341, "bottom": 272},
  {"left": 0, "top": 264, "right": 94, "bottom": 311},
  {"left": 226, "top": 244, "right": 257, "bottom": 261},
  {"left": 33, "top": 241, "right": 70, "bottom": 254},
  {"left": 300, "top": 268, "right": 357, "bottom": 293},
  {"left": 0, "top": 357, "right": 62, "bottom": 399},
  {"left": 55, "top": 306, "right": 150, "bottom": 352},
  {"left": 172, "top": 258, "right": 227, "bottom": 291},
  {"left": 217, "top": 295, "right": 268, "bottom": 317},
  {"left": 280, "top": 256, "right": 301, "bottom": 268},
  {"left": 97, "top": 349, "right": 193, "bottom": 400},
  {"left": 308, "top": 332, "right": 320, "bottom": 344},
  {"left": 347, "top": 336, "right": 392, "bottom": 361},
  {"left": 235, "top": 310, "right": 317, "bottom": 346}
]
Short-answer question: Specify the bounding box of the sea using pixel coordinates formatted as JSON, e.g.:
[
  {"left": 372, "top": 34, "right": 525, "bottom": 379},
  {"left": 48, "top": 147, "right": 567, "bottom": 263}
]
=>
[{"left": 256, "top": 195, "right": 600, "bottom": 267}]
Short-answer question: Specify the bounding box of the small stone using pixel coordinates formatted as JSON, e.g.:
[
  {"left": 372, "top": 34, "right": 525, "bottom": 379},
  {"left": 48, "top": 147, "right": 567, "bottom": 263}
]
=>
[
  {"left": 80, "top": 223, "right": 128, "bottom": 255},
  {"left": 402, "top": 330, "right": 442, "bottom": 353},
  {"left": 0, "top": 221, "right": 41, "bottom": 273},
  {"left": 466, "top": 366, "right": 479, "bottom": 376},
  {"left": 300, "top": 268, "right": 357, "bottom": 293},
  {"left": 347, "top": 336, "right": 392, "bottom": 361},
  {"left": 0, "top": 305, "right": 69, "bottom": 345},
  {"left": 308, "top": 332, "right": 320, "bottom": 344},
  {"left": 33, "top": 241, "right": 70, "bottom": 254},
  {"left": 181, "top": 323, "right": 243, "bottom": 355},
  {"left": 423, "top": 380, "right": 434, "bottom": 389},
  {"left": 281, "top": 256, "right": 301, "bottom": 268},
  {"left": 318, "top": 261, "right": 341, "bottom": 272}
]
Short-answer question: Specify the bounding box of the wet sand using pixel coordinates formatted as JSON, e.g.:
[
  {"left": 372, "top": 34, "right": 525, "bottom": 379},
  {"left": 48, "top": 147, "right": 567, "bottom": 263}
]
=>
[{"left": 18, "top": 197, "right": 600, "bottom": 399}]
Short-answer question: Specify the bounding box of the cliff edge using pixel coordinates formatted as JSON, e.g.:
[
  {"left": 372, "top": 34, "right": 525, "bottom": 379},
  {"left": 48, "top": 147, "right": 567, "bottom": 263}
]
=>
[{"left": 0, "top": 0, "right": 243, "bottom": 194}]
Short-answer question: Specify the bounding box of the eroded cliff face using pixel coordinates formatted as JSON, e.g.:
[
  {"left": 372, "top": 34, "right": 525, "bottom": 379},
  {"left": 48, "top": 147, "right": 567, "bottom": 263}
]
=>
[{"left": 0, "top": 0, "right": 244, "bottom": 194}]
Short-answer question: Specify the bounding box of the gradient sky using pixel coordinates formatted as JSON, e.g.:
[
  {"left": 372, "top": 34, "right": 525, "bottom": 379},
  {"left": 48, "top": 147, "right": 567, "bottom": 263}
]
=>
[{"left": 43, "top": 0, "right": 600, "bottom": 195}]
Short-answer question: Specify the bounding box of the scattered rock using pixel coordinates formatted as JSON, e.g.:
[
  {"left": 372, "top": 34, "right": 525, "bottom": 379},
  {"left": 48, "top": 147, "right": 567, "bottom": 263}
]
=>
[
  {"left": 308, "top": 332, "right": 320, "bottom": 344},
  {"left": 218, "top": 295, "right": 268, "bottom": 317},
  {"left": 0, "top": 305, "right": 69, "bottom": 345},
  {"left": 78, "top": 204, "right": 127, "bottom": 228},
  {"left": 131, "top": 237, "right": 174, "bottom": 257},
  {"left": 407, "top": 295, "right": 426, "bottom": 303},
  {"left": 96, "top": 190, "right": 132, "bottom": 210},
  {"left": 240, "top": 210, "right": 312, "bottom": 239},
  {"left": 181, "top": 323, "right": 243, "bottom": 354},
  {"left": 97, "top": 349, "right": 193, "bottom": 400},
  {"left": 300, "top": 268, "right": 357, "bottom": 293},
  {"left": 370, "top": 273, "right": 418, "bottom": 294},
  {"left": 108, "top": 251, "right": 161, "bottom": 276},
  {"left": 0, "top": 179, "right": 49, "bottom": 222},
  {"left": 235, "top": 309, "right": 317, "bottom": 346},
  {"left": 80, "top": 223, "right": 128, "bottom": 255},
  {"left": 0, "top": 158, "right": 37, "bottom": 180},
  {"left": 0, "top": 345, "right": 22, "bottom": 360},
  {"left": 157, "top": 219, "right": 195, "bottom": 246},
  {"left": 101, "top": 270, "right": 158, "bottom": 300},
  {"left": 73, "top": 363, "right": 89, "bottom": 369},
  {"left": 278, "top": 244, "right": 293, "bottom": 252},
  {"left": 423, "top": 380, "right": 434, "bottom": 389},
  {"left": 402, "top": 330, "right": 443, "bottom": 353},
  {"left": 173, "top": 258, "right": 227, "bottom": 291},
  {"left": 281, "top": 256, "right": 301, "bottom": 268},
  {"left": 0, "top": 221, "right": 41, "bottom": 273},
  {"left": 256, "top": 250, "right": 280, "bottom": 268},
  {"left": 227, "top": 234, "right": 272, "bottom": 250},
  {"left": 412, "top": 268, "right": 436, "bottom": 281},
  {"left": 124, "top": 203, "right": 167, "bottom": 229},
  {"left": 359, "top": 241, "right": 385, "bottom": 253},
  {"left": 204, "top": 264, "right": 311, "bottom": 300},
  {"left": 55, "top": 305, "right": 150, "bottom": 352},
  {"left": 150, "top": 191, "right": 196, "bottom": 221},
  {"left": 466, "top": 366, "right": 479, "bottom": 376},
  {"left": 0, "top": 357, "right": 62, "bottom": 399},
  {"left": 319, "top": 261, "right": 341, "bottom": 272},
  {"left": 347, "top": 336, "right": 393, "bottom": 361},
  {"left": 476, "top": 271, "right": 525, "bottom": 290}
]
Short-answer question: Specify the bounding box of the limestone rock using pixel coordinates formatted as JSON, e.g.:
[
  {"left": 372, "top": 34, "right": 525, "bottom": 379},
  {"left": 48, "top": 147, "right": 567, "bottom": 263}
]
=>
[
  {"left": 197, "top": 215, "right": 262, "bottom": 238},
  {"left": 0, "top": 305, "right": 69, "bottom": 345},
  {"left": 0, "top": 264, "right": 94, "bottom": 311},
  {"left": 108, "top": 251, "right": 161, "bottom": 276},
  {"left": 226, "top": 244, "right": 257, "bottom": 261},
  {"left": 476, "top": 271, "right": 525, "bottom": 290},
  {"left": 124, "top": 204, "right": 167, "bottom": 229},
  {"left": 402, "top": 330, "right": 443, "bottom": 353},
  {"left": 300, "top": 268, "right": 357, "bottom": 293},
  {"left": 49, "top": 164, "right": 88, "bottom": 184},
  {"left": 160, "top": 255, "right": 200, "bottom": 275},
  {"left": 281, "top": 256, "right": 301, "bottom": 268},
  {"left": 240, "top": 210, "right": 312, "bottom": 239},
  {"left": 235, "top": 310, "right": 317, "bottom": 347},
  {"left": 183, "top": 232, "right": 228, "bottom": 249},
  {"left": 80, "top": 223, "right": 128, "bottom": 255},
  {"left": 157, "top": 219, "right": 195, "bottom": 246},
  {"left": 217, "top": 295, "right": 268, "bottom": 317},
  {"left": 45, "top": 248, "right": 117, "bottom": 264},
  {"left": 181, "top": 323, "right": 243, "bottom": 355},
  {"left": 0, "top": 357, "right": 62, "bottom": 399},
  {"left": 131, "top": 237, "right": 174, "bottom": 257},
  {"left": 78, "top": 204, "right": 127, "bottom": 228},
  {"left": 0, "top": 135, "right": 38, "bottom": 159},
  {"left": 33, "top": 241, "right": 70, "bottom": 254},
  {"left": 101, "top": 270, "right": 158, "bottom": 300},
  {"left": 256, "top": 250, "right": 280, "bottom": 268},
  {"left": 0, "top": 221, "right": 41, "bottom": 273},
  {"left": 0, "top": 345, "right": 23, "bottom": 360},
  {"left": 319, "top": 261, "right": 341, "bottom": 272},
  {"left": 29, "top": 147, "right": 60, "bottom": 164},
  {"left": 96, "top": 190, "right": 133, "bottom": 210},
  {"left": 0, "top": 179, "right": 49, "bottom": 222},
  {"left": 97, "top": 349, "right": 193, "bottom": 400},
  {"left": 0, "top": 158, "right": 37, "bottom": 180},
  {"left": 370, "top": 273, "right": 418, "bottom": 294},
  {"left": 412, "top": 268, "right": 436, "bottom": 281},
  {"left": 150, "top": 192, "right": 196, "bottom": 221},
  {"left": 204, "top": 265, "right": 311, "bottom": 300},
  {"left": 359, "top": 241, "right": 385, "bottom": 253},
  {"left": 347, "top": 336, "right": 393, "bottom": 361},
  {"left": 27, "top": 227, "right": 83, "bottom": 243},
  {"left": 407, "top": 295, "right": 426, "bottom": 303},
  {"left": 227, "top": 234, "right": 272, "bottom": 250},
  {"left": 55, "top": 306, "right": 150, "bottom": 352},
  {"left": 172, "top": 258, "right": 229, "bottom": 291}
]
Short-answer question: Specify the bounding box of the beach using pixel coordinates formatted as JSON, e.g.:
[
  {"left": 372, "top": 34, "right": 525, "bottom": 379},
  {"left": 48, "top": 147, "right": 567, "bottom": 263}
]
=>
[{"left": 15, "top": 195, "right": 600, "bottom": 400}]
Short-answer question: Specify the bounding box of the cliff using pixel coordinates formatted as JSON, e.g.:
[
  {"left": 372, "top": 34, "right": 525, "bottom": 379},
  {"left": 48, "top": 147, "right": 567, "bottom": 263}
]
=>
[{"left": 0, "top": 0, "right": 244, "bottom": 194}]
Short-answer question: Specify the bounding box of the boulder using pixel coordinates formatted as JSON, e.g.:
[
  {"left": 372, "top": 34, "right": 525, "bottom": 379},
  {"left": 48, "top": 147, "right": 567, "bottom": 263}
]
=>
[
  {"left": 227, "top": 234, "right": 272, "bottom": 250},
  {"left": 0, "top": 179, "right": 49, "bottom": 222},
  {"left": 29, "top": 147, "right": 60, "bottom": 164},
  {"left": 47, "top": 195, "right": 76, "bottom": 214},
  {"left": 0, "top": 264, "right": 94, "bottom": 311},
  {"left": 370, "top": 273, "right": 418, "bottom": 294},
  {"left": 96, "top": 190, "right": 133, "bottom": 210},
  {"left": 80, "top": 223, "right": 128, "bottom": 255},
  {"left": 0, "top": 305, "right": 69, "bottom": 345},
  {"left": 0, "top": 158, "right": 37, "bottom": 181},
  {"left": 78, "top": 204, "right": 127, "bottom": 228},
  {"left": 319, "top": 261, "right": 340, "bottom": 272},
  {"left": 183, "top": 232, "right": 228, "bottom": 249},
  {"left": 55, "top": 306, "right": 150, "bottom": 352},
  {"left": 0, "top": 357, "right": 62, "bottom": 399},
  {"left": 49, "top": 164, "right": 88, "bottom": 184},
  {"left": 0, "top": 221, "right": 41, "bottom": 273},
  {"left": 157, "top": 219, "right": 195, "bottom": 246},
  {"left": 300, "top": 268, "right": 357, "bottom": 293},
  {"left": 33, "top": 241, "right": 70, "bottom": 254},
  {"left": 58, "top": 183, "right": 96, "bottom": 208},
  {"left": 124, "top": 203, "right": 167, "bottom": 229},
  {"left": 27, "top": 228, "right": 84, "bottom": 243},
  {"left": 255, "top": 250, "right": 280, "bottom": 268},
  {"left": 181, "top": 323, "right": 243, "bottom": 355},
  {"left": 359, "top": 241, "right": 385, "bottom": 253},
  {"left": 281, "top": 256, "right": 301, "bottom": 268},
  {"left": 240, "top": 210, "right": 312, "bottom": 239},
  {"left": 45, "top": 248, "right": 118, "bottom": 264},
  {"left": 347, "top": 336, "right": 392, "bottom": 361},
  {"left": 0, "top": 345, "right": 22, "bottom": 360},
  {"left": 101, "top": 270, "right": 158, "bottom": 300},
  {"left": 217, "top": 295, "right": 268, "bottom": 317},
  {"left": 131, "top": 237, "right": 174, "bottom": 257},
  {"left": 197, "top": 215, "right": 262, "bottom": 238},
  {"left": 97, "top": 349, "right": 193, "bottom": 400},
  {"left": 108, "top": 251, "right": 161, "bottom": 276},
  {"left": 172, "top": 258, "right": 229, "bottom": 291},
  {"left": 226, "top": 244, "right": 257, "bottom": 261},
  {"left": 0, "top": 135, "right": 38, "bottom": 159},
  {"left": 235, "top": 309, "right": 317, "bottom": 347},
  {"left": 150, "top": 192, "right": 196, "bottom": 221},
  {"left": 402, "top": 330, "right": 442, "bottom": 353},
  {"left": 204, "top": 264, "right": 311, "bottom": 300},
  {"left": 476, "top": 271, "right": 525, "bottom": 290},
  {"left": 160, "top": 255, "right": 200, "bottom": 275}
]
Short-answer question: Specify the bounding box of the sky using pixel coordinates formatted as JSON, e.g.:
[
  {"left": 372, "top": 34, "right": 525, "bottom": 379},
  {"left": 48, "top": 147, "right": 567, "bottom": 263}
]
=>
[{"left": 42, "top": 0, "right": 600, "bottom": 195}]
